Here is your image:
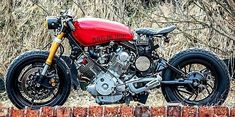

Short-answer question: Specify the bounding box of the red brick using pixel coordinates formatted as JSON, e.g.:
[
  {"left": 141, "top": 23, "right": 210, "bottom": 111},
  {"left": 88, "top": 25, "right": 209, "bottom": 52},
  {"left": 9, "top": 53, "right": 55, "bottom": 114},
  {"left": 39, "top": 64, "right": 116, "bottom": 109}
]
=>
[
  {"left": 89, "top": 106, "right": 103, "bottom": 117},
  {"left": 0, "top": 107, "right": 8, "bottom": 117},
  {"left": 55, "top": 107, "right": 63, "bottom": 117},
  {"left": 10, "top": 108, "right": 24, "bottom": 117},
  {"left": 119, "top": 106, "right": 133, "bottom": 117},
  {"left": 150, "top": 107, "right": 165, "bottom": 117},
  {"left": 104, "top": 107, "right": 118, "bottom": 117},
  {"left": 167, "top": 105, "right": 181, "bottom": 117},
  {"left": 64, "top": 107, "right": 72, "bottom": 117},
  {"left": 140, "top": 106, "right": 151, "bottom": 117},
  {"left": 230, "top": 107, "right": 235, "bottom": 117},
  {"left": 55, "top": 107, "right": 72, "bottom": 117},
  {"left": 73, "top": 107, "right": 87, "bottom": 117},
  {"left": 41, "top": 107, "right": 54, "bottom": 117},
  {"left": 134, "top": 106, "right": 150, "bottom": 117},
  {"left": 25, "top": 109, "right": 39, "bottom": 117},
  {"left": 214, "top": 106, "right": 229, "bottom": 117},
  {"left": 198, "top": 106, "right": 214, "bottom": 117},
  {"left": 182, "top": 106, "right": 197, "bottom": 117}
]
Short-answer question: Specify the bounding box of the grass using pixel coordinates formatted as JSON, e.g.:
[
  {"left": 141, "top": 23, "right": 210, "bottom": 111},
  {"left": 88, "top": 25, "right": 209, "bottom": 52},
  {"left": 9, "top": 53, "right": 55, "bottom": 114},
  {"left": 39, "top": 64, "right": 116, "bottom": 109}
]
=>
[{"left": 1, "top": 82, "right": 235, "bottom": 107}]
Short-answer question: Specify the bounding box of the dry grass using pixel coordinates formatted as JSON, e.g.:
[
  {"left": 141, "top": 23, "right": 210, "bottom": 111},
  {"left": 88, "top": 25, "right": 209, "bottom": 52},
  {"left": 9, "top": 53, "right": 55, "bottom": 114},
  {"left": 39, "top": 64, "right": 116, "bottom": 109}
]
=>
[{"left": 0, "top": 0, "right": 234, "bottom": 107}]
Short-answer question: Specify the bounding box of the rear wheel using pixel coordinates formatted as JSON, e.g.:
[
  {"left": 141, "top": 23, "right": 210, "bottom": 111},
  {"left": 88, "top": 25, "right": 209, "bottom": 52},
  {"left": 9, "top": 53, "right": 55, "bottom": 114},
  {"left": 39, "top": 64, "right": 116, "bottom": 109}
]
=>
[
  {"left": 6, "top": 51, "right": 71, "bottom": 109},
  {"left": 161, "top": 49, "right": 230, "bottom": 105}
]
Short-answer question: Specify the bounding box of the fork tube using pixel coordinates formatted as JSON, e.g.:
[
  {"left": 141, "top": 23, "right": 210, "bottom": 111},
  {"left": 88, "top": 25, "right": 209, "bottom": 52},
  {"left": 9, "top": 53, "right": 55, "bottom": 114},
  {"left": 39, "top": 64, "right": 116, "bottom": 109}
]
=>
[
  {"left": 42, "top": 32, "right": 65, "bottom": 75},
  {"left": 46, "top": 32, "right": 65, "bottom": 65}
]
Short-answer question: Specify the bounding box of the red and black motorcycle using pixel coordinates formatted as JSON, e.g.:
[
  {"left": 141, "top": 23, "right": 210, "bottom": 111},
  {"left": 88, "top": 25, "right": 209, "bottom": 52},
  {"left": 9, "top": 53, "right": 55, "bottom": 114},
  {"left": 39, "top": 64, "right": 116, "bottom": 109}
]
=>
[{"left": 5, "top": 11, "right": 230, "bottom": 109}]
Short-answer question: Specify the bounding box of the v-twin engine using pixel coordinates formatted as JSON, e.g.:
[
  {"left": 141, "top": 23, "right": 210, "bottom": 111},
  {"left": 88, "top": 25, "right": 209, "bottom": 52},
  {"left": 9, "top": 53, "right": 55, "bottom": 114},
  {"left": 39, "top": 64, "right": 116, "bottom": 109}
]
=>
[
  {"left": 83, "top": 48, "right": 130, "bottom": 103},
  {"left": 78, "top": 47, "right": 161, "bottom": 104}
]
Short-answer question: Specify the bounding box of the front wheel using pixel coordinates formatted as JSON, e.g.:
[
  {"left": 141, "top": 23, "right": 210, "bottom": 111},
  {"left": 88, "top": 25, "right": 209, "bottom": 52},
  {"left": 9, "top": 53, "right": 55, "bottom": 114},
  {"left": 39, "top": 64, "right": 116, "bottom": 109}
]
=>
[
  {"left": 5, "top": 51, "right": 71, "bottom": 109},
  {"left": 161, "top": 48, "right": 230, "bottom": 106}
]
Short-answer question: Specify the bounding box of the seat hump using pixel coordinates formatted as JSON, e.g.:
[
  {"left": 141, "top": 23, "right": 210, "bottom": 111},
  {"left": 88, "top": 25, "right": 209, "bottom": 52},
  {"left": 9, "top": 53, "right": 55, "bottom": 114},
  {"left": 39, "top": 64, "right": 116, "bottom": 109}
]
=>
[
  {"left": 157, "top": 25, "right": 176, "bottom": 35},
  {"left": 135, "top": 25, "right": 176, "bottom": 36}
]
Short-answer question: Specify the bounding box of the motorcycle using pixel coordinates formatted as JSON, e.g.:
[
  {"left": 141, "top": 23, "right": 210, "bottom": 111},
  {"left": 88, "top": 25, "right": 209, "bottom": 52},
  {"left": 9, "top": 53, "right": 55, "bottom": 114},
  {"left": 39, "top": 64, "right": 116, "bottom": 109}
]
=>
[{"left": 5, "top": 11, "right": 230, "bottom": 109}]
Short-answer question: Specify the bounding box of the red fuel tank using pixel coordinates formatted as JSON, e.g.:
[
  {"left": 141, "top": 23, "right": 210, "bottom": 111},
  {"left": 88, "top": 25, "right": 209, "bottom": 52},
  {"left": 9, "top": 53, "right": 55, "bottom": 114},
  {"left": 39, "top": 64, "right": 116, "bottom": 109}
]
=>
[{"left": 72, "top": 18, "right": 134, "bottom": 46}]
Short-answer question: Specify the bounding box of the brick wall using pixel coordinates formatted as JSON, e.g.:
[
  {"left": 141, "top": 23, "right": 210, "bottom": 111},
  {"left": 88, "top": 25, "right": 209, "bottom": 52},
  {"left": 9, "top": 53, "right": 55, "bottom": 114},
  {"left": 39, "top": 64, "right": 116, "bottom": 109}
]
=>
[{"left": 0, "top": 105, "right": 234, "bottom": 117}]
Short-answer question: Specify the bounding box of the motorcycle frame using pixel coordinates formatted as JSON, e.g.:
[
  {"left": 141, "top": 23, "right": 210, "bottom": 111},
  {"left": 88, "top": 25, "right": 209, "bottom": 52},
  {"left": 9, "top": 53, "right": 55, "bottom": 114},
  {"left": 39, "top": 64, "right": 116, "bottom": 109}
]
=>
[{"left": 43, "top": 28, "right": 192, "bottom": 90}]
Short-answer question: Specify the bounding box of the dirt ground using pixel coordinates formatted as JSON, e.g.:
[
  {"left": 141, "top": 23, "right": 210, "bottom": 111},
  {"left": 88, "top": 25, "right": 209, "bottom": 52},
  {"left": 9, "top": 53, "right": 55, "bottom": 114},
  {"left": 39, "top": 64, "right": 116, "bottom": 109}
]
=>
[{"left": 1, "top": 79, "right": 235, "bottom": 108}]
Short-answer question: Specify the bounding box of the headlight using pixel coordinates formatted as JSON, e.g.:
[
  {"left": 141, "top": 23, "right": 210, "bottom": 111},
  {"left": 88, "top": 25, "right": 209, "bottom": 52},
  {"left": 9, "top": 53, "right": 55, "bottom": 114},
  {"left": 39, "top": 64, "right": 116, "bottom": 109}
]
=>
[{"left": 46, "top": 16, "right": 60, "bottom": 29}]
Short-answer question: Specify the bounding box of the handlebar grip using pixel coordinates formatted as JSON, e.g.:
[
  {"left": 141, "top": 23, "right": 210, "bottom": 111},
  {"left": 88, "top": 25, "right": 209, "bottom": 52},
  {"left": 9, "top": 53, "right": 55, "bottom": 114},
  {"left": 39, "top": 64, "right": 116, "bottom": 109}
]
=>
[{"left": 68, "top": 21, "right": 75, "bottom": 31}]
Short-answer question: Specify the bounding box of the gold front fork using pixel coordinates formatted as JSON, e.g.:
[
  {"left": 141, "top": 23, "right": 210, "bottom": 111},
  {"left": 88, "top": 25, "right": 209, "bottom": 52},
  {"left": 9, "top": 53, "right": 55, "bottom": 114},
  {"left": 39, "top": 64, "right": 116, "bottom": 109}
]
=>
[
  {"left": 41, "top": 32, "right": 65, "bottom": 75},
  {"left": 46, "top": 32, "right": 65, "bottom": 65}
]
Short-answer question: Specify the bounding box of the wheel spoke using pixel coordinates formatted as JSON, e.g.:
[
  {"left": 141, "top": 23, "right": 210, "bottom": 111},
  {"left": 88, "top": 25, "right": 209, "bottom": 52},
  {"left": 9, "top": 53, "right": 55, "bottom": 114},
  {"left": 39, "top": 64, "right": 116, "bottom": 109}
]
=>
[
  {"left": 205, "top": 87, "right": 211, "bottom": 95},
  {"left": 187, "top": 93, "right": 194, "bottom": 100},
  {"left": 193, "top": 93, "right": 198, "bottom": 100},
  {"left": 188, "top": 64, "right": 192, "bottom": 72},
  {"left": 201, "top": 90, "right": 207, "bottom": 98},
  {"left": 206, "top": 82, "right": 213, "bottom": 90},
  {"left": 178, "top": 89, "right": 193, "bottom": 95},
  {"left": 200, "top": 68, "right": 207, "bottom": 73},
  {"left": 184, "top": 66, "right": 187, "bottom": 73},
  {"left": 207, "top": 76, "right": 215, "bottom": 84}
]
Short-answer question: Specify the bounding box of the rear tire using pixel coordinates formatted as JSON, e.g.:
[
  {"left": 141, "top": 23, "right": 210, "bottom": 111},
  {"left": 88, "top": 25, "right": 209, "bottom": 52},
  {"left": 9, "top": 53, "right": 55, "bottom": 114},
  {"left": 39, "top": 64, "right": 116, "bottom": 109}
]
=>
[
  {"left": 161, "top": 48, "right": 230, "bottom": 105},
  {"left": 6, "top": 51, "right": 71, "bottom": 109}
]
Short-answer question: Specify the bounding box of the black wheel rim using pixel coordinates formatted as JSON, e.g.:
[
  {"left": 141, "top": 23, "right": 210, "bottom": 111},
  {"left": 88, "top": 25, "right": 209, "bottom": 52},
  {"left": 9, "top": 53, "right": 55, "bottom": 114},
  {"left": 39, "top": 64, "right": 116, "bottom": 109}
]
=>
[
  {"left": 12, "top": 58, "right": 65, "bottom": 108},
  {"left": 171, "top": 58, "right": 218, "bottom": 104}
]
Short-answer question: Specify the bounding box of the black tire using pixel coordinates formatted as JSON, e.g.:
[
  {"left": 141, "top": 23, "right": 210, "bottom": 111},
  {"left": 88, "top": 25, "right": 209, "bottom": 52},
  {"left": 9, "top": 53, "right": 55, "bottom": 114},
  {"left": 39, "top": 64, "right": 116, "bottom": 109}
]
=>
[
  {"left": 161, "top": 48, "right": 230, "bottom": 106},
  {"left": 5, "top": 51, "right": 71, "bottom": 109}
]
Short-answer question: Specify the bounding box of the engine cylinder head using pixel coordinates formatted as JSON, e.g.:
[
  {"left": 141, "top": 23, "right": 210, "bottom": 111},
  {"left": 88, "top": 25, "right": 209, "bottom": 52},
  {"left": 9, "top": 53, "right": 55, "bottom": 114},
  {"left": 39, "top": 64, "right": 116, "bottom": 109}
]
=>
[{"left": 118, "top": 51, "right": 129, "bottom": 62}]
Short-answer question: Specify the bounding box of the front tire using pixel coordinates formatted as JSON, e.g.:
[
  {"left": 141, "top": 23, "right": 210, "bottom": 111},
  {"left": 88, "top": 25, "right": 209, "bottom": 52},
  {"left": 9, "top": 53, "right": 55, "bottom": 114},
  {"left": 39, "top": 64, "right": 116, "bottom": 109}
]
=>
[
  {"left": 6, "top": 51, "right": 71, "bottom": 109},
  {"left": 161, "top": 48, "right": 230, "bottom": 106}
]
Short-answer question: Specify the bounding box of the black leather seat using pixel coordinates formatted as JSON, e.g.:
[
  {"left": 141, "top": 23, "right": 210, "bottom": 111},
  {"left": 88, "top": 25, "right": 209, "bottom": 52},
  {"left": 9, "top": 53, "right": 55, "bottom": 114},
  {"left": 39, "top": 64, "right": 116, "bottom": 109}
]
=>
[{"left": 135, "top": 25, "right": 176, "bottom": 36}]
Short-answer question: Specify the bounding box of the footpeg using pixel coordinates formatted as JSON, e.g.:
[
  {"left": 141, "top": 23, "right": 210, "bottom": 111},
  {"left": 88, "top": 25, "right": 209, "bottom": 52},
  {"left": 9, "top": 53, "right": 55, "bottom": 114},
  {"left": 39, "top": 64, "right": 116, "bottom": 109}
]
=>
[
  {"left": 127, "top": 75, "right": 162, "bottom": 94},
  {"left": 145, "top": 74, "right": 162, "bottom": 89}
]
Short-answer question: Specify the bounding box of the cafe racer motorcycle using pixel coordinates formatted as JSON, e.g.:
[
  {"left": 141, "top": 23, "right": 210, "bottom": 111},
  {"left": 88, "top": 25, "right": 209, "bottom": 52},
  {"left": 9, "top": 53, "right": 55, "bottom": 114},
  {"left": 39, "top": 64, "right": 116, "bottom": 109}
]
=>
[{"left": 5, "top": 12, "right": 230, "bottom": 109}]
